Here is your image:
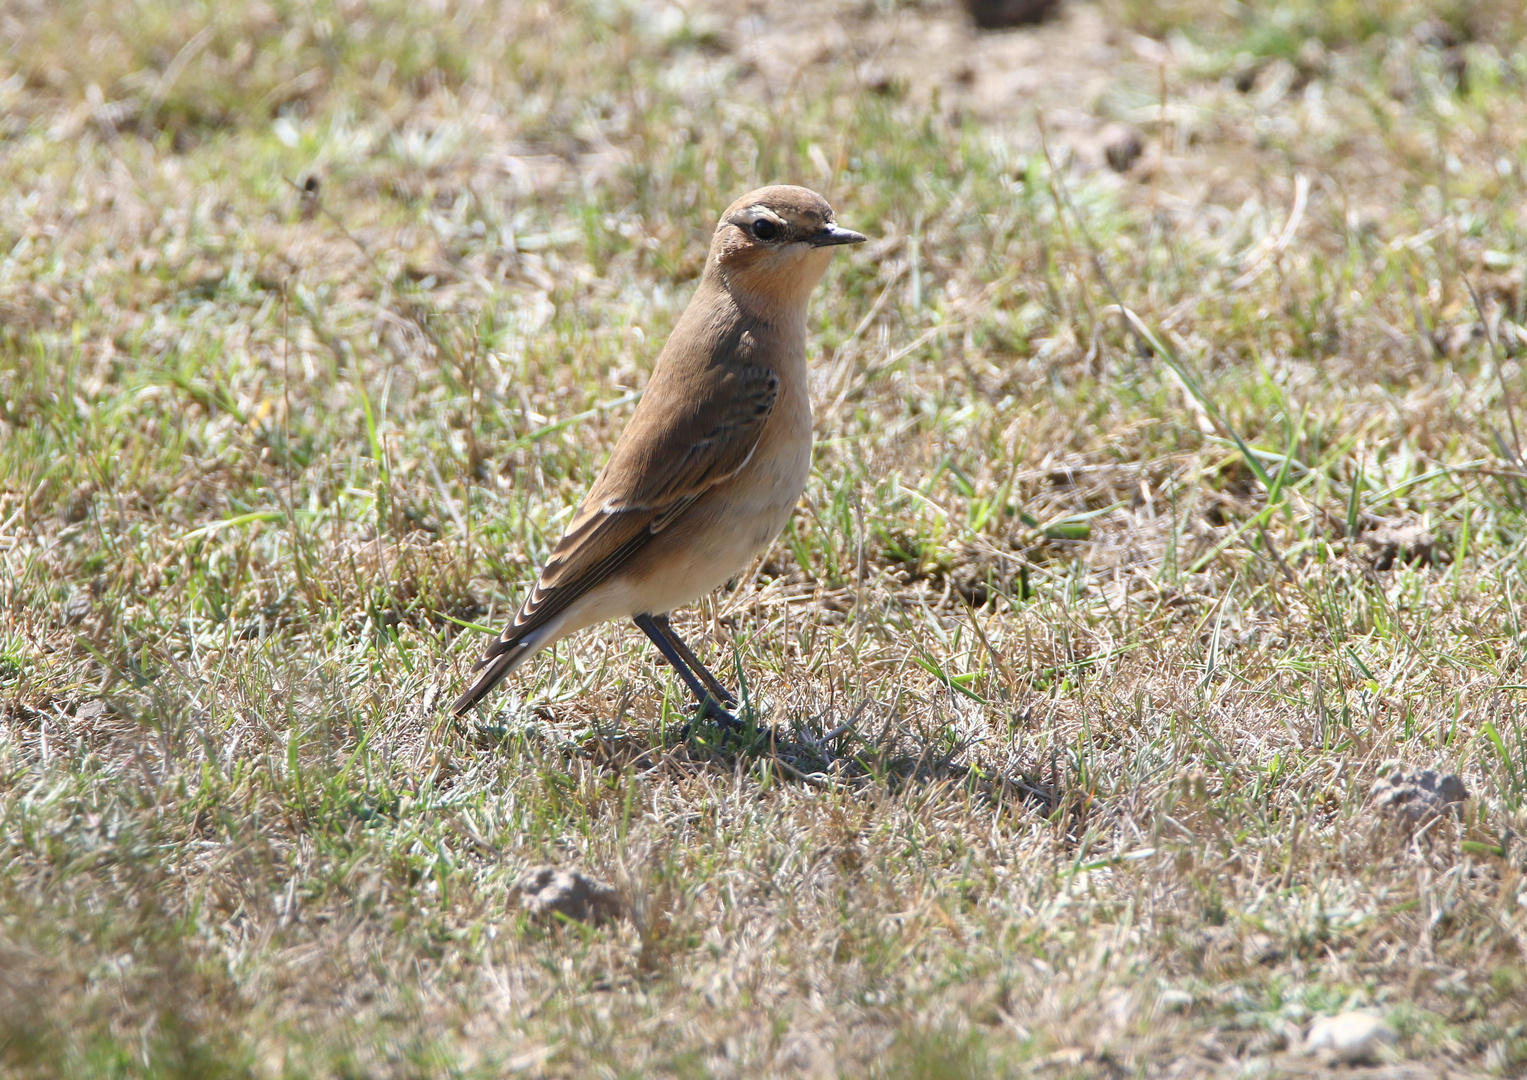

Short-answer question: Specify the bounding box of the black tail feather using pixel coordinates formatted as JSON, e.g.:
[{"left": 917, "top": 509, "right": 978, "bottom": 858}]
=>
[{"left": 449, "top": 639, "right": 533, "bottom": 716}]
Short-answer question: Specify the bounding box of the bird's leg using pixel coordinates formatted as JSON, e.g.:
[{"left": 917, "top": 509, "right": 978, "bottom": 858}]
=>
[
  {"left": 650, "top": 613, "right": 738, "bottom": 707},
  {"left": 633, "top": 613, "right": 740, "bottom": 728}
]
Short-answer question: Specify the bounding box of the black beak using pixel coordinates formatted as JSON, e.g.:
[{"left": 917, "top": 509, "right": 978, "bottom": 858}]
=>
[{"left": 807, "top": 222, "right": 868, "bottom": 247}]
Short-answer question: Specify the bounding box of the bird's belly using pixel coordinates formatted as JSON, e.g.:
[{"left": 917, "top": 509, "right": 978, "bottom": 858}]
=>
[{"left": 616, "top": 422, "right": 812, "bottom": 616}]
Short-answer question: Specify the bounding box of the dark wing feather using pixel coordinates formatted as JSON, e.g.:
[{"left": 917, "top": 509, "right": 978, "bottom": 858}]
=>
[
  {"left": 449, "top": 323, "right": 779, "bottom": 715},
  {"left": 508, "top": 357, "right": 778, "bottom": 634}
]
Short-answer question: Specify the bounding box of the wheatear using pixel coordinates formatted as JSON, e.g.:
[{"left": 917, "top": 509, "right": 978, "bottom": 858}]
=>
[{"left": 451, "top": 185, "right": 866, "bottom": 723}]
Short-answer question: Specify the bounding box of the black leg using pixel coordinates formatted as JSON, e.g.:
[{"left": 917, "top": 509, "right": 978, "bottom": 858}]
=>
[
  {"left": 633, "top": 613, "right": 739, "bottom": 728},
  {"left": 651, "top": 614, "right": 738, "bottom": 706}
]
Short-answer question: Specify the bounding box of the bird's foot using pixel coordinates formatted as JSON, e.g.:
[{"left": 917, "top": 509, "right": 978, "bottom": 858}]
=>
[
  {"left": 677, "top": 695, "right": 750, "bottom": 741},
  {"left": 701, "top": 697, "right": 743, "bottom": 729}
]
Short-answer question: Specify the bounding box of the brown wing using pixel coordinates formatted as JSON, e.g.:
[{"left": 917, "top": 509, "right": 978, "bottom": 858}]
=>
[{"left": 478, "top": 342, "right": 779, "bottom": 663}]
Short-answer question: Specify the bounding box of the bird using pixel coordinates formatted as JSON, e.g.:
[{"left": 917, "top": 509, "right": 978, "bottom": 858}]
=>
[{"left": 451, "top": 185, "right": 866, "bottom": 724}]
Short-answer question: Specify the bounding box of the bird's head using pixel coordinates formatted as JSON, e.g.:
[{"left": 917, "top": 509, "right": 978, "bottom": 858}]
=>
[{"left": 707, "top": 185, "right": 866, "bottom": 312}]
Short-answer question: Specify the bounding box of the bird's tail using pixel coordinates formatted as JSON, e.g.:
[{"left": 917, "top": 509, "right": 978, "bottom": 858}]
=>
[{"left": 448, "top": 621, "right": 557, "bottom": 717}]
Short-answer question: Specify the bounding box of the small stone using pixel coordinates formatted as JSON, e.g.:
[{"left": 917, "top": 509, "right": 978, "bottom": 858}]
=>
[
  {"left": 513, "top": 865, "right": 622, "bottom": 925},
  {"left": 1232, "top": 57, "right": 1267, "bottom": 94},
  {"left": 1243, "top": 932, "right": 1282, "bottom": 965},
  {"left": 1304, "top": 1012, "right": 1397, "bottom": 1064},
  {"left": 63, "top": 591, "right": 93, "bottom": 625},
  {"left": 1247, "top": 1024, "right": 1290, "bottom": 1055},
  {"left": 1431, "top": 321, "right": 1482, "bottom": 357},
  {"left": 858, "top": 65, "right": 897, "bottom": 96},
  {"left": 300, "top": 173, "right": 321, "bottom": 222},
  {"left": 1412, "top": 17, "right": 1463, "bottom": 50},
  {"left": 1370, "top": 761, "right": 1467, "bottom": 827},
  {"left": 960, "top": 0, "right": 1061, "bottom": 30},
  {"left": 60, "top": 486, "right": 94, "bottom": 524},
  {"left": 1158, "top": 988, "right": 1194, "bottom": 1013},
  {"left": 1362, "top": 519, "right": 1441, "bottom": 570},
  {"left": 1100, "top": 123, "right": 1145, "bottom": 174},
  {"left": 73, "top": 699, "right": 113, "bottom": 726},
  {"left": 1295, "top": 39, "right": 1328, "bottom": 78},
  {"left": 1441, "top": 47, "right": 1469, "bottom": 93}
]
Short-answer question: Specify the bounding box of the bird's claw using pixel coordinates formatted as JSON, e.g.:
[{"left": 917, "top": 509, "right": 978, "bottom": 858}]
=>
[{"left": 677, "top": 696, "right": 746, "bottom": 741}]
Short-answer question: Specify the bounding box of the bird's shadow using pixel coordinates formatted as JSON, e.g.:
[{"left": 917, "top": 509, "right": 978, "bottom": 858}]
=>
[{"left": 470, "top": 699, "right": 1057, "bottom": 818}]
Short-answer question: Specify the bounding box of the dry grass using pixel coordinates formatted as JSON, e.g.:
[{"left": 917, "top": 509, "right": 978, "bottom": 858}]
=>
[{"left": 3, "top": 0, "right": 1527, "bottom": 1075}]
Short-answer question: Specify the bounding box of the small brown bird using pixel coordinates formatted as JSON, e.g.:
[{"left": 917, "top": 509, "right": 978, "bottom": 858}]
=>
[{"left": 451, "top": 185, "right": 866, "bottom": 723}]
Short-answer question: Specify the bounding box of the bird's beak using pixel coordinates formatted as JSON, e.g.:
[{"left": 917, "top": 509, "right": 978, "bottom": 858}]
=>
[{"left": 807, "top": 222, "right": 868, "bottom": 247}]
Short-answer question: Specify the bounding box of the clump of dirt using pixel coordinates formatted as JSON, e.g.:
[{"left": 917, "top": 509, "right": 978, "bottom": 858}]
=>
[
  {"left": 1361, "top": 518, "right": 1444, "bottom": 571},
  {"left": 513, "top": 866, "right": 624, "bottom": 925},
  {"left": 960, "top": 0, "right": 1062, "bottom": 31},
  {"left": 1369, "top": 761, "right": 1467, "bottom": 827}
]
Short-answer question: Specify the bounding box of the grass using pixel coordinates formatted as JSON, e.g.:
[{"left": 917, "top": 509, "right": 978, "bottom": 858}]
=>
[{"left": 3, "top": 0, "right": 1527, "bottom": 1074}]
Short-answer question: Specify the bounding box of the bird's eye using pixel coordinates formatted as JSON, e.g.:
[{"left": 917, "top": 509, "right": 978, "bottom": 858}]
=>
[{"left": 750, "top": 219, "right": 779, "bottom": 241}]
